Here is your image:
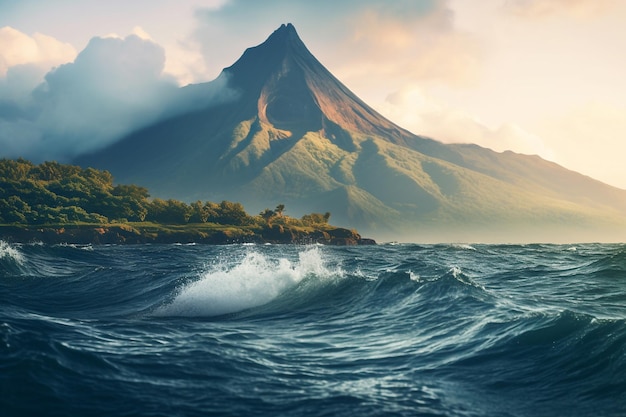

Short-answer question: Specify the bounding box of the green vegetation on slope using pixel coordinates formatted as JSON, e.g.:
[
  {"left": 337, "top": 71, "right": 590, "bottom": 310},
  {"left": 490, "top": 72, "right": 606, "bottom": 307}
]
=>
[{"left": 0, "top": 158, "right": 370, "bottom": 244}]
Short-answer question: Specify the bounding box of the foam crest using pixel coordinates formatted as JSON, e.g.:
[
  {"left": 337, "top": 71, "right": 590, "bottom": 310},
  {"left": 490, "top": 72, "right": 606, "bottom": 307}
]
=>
[
  {"left": 0, "top": 240, "right": 24, "bottom": 265},
  {"left": 451, "top": 243, "right": 477, "bottom": 251},
  {"left": 156, "top": 247, "right": 334, "bottom": 317}
]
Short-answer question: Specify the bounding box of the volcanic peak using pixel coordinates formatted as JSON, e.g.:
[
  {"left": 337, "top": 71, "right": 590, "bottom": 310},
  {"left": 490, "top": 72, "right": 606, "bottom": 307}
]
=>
[
  {"left": 221, "top": 23, "right": 418, "bottom": 147},
  {"left": 256, "top": 23, "right": 308, "bottom": 56},
  {"left": 223, "top": 23, "right": 311, "bottom": 82},
  {"left": 268, "top": 23, "right": 301, "bottom": 45}
]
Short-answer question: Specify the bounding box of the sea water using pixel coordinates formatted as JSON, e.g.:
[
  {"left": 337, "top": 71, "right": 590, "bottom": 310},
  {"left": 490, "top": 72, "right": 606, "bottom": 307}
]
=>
[{"left": 1, "top": 241, "right": 625, "bottom": 416}]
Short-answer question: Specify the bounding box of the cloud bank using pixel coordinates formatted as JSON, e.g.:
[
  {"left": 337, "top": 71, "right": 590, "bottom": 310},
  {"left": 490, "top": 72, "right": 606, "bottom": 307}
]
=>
[
  {"left": 0, "top": 26, "right": 76, "bottom": 77},
  {"left": 503, "top": 0, "right": 618, "bottom": 19},
  {"left": 377, "top": 86, "right": 554, "bottom": 158},
  {"left": 0, "top": 27, "right": 235, "bottom": 162},
  {"left": 0, "top": 26, "right": 76, "bottom": 106},
  {"left": 538, "top": 101, "right": 626, "bottom": 188}
]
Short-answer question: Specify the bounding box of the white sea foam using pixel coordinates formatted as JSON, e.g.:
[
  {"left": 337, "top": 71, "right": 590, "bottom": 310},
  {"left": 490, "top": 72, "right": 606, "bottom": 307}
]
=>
[
  {"left": 156, "top": 247, "right": 336, "bottom": 317},
  {"left": 451, "top": 243, "right": 477, "bottom": 251},
  {"left": 0, "top": 240, "right": 24, "bottom": 264},
  {"left": 409, "top": 271, "right": 421, "bottom": 282}
]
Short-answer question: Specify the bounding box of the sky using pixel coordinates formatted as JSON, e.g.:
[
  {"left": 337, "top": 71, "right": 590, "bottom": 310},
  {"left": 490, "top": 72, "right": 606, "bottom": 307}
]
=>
[{"left": 1, "top": 0, "right": 625, "bottom": 189}]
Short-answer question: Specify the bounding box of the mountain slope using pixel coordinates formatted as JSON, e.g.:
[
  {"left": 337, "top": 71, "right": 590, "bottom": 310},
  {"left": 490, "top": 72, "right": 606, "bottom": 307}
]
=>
[{"left": 77, "top": 24, "right": 626, "bottom": 242}]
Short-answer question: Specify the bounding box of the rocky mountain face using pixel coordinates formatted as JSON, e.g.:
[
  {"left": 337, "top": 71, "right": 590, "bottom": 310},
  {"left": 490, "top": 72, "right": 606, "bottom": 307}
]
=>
[{"left": 77, "top": 24, "right": 626, "bottom": 242}]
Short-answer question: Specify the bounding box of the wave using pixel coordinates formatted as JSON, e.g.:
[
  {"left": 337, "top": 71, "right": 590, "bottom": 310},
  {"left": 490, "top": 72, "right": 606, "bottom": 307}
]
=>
[
  {"left": 0, "top": 240, "right": 32, "bottom": 279},
  {"left": 586, "top": 246, "right": 626, "bottom": 274},
  {"left": 449, "top": 243, "right": 477, "bottom": 251},
  {"left": 451, "top": 308, "right": 626, "bottom": 409},
  {"left": 153, "top": 245, "right": 498, "bottom": 321},
  {"left": 0, "top": 240, "right": 25, "bottom": 265},
  {"left": 154, "top": 247, "right": 342, "bottom": 317},
  {"left": 0, "top": 240, "right": 100, "bottom": 281}
]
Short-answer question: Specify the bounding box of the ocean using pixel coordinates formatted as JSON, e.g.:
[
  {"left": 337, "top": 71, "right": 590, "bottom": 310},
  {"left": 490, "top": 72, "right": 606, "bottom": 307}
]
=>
[{"left": 1, "top": 241, "right": 625, "bottom": 416}]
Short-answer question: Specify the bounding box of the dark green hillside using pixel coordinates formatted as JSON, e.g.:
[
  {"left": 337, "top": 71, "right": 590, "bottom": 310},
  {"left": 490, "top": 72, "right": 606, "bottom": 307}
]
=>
[{"left": 0, "top": 159, "right": 373, "bottom": 245}]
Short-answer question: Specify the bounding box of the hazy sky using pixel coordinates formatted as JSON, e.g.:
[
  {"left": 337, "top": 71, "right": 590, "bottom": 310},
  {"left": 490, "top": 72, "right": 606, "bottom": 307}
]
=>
[{"left": 1, "top": 0, "right": 625, "bottom": 189}]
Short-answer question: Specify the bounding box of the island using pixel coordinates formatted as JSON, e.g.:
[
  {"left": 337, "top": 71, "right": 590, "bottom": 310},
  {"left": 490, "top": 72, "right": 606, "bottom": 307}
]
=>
[{"left": 0, "top": 159, "right": 375, "bottom": 246}]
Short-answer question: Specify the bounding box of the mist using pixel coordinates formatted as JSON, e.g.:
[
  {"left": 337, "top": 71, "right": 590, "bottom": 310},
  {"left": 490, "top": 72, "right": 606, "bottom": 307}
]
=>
[{"left": 0, "top": 33, "right": 237, "bottom": 162}]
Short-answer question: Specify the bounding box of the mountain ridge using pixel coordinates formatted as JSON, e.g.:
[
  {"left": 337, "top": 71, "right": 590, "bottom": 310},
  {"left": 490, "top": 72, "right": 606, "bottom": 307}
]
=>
[{"left": 76, "top": 24, "right": 626, "bottom": 242}]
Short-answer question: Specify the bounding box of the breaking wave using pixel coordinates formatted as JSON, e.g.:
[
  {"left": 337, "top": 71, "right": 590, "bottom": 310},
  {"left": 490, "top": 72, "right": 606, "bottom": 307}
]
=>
[{"left": 155, "top": 247, "right": 341, "bottom": 317}]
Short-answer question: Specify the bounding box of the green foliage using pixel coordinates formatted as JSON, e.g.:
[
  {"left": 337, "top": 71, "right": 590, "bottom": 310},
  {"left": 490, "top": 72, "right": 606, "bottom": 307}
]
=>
[
  {"left": 112, "top": 184, "right": 149, "bottom": 200},
  {"left": 146, "top": 199, "right": 192, "bottom": 224},
  {"left": 0, "top": 196, "right": 30, "bottom": 223},
  {"left": 31, "top": 161, "right": 82, "bottom": 182},
  {"left": 260, "top": 208, "right": 276, "bottom": 225},
  {"left": 214, "top": 201, "right": 250, "bottom": 225},
  {"left": 0, "top": 158, "right": 34, "bottom": 181},
  {"left": 300, "top": 212, "right": 331, "bottom": 226},
  {"left": 0, "top": 158, "right": 146, "bottom": 225},
  {"left": 0, "top": 159, "right": 335, "bottom": 231},
  {"left": 188, "top": 201, "right": 210, "bottom": 223}
]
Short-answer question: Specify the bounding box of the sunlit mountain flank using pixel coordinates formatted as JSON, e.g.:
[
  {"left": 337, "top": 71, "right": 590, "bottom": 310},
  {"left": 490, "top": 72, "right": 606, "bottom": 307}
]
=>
[{"left": 77, "top": 24, "right": 626, "bottom": 243}]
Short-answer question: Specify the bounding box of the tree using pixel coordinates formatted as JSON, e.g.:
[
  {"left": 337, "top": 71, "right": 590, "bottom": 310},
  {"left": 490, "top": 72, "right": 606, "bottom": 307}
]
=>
[
  {"left": 260, "top": 208, "right": 276, "bottom": 226},
  {"left": 109, "top": 184, "right": 149, "bottom": 221},
  {"left": 47, "top": 176, "right": 93, "bottom": 201},
  {"left": 108, "top": 196, "right": 147, "bottom": 222},
  {"left": 0, "top": 158, "right": 33, "bottom": 181},
  {"left": 31, "top": 161, "right": 81, "bottom": 181},
  {"left": 301, "top": 212, "right": 331, "bottom": 226},
  {"left": 112, "top": 184, "right": 149, "bottom": 200},
  {"left": 203, "top": 202, "right": 220, "bottom": 223},
  {"left": 146, "top": 199, "right": 191, "bottom": 224},
  {"left": 0, "top": 196, "right": 30, "bottom": 223},
  {"left": 189, "top": 201, "right": 210, "bottom": 223},
  {"left": 216, "top": 201, "right": 250, "bottom": 225}
]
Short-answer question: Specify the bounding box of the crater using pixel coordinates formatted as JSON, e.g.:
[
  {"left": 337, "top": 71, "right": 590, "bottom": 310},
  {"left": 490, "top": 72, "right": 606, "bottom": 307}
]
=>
[
  {"left": 266, "top": 95, "right": 320, "bottom": 130},
  {"left": 259, "top": 61, "right": 322, "bottom": 133}
]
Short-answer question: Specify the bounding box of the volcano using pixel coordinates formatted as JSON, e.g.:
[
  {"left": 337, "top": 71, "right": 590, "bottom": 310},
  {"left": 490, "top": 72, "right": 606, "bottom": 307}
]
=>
[{"left": 77, "top": 24, "right": 626, "bottom": 242}]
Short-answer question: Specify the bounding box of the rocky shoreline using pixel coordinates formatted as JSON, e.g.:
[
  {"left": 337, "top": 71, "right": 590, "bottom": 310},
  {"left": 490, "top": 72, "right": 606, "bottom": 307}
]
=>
[{"left": 0, "top": 225, "right": 376, "bottom": 246}]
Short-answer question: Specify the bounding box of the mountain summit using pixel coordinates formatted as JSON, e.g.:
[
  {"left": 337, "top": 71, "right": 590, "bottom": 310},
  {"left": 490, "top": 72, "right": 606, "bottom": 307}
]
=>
[
  {"left": 77, "top": 25, "right": 626, "bottom": 242},
  {"left": 224, "top": 23, "right": 415, "bottom": 145}
]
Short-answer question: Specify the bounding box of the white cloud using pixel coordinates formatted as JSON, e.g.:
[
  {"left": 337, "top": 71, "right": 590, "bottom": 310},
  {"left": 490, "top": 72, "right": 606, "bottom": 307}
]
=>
[
  {"left": 331, "top": 2, "right": 482, "bottom": 88},
  {"left": 503, "top": 0, "right": 618, "bottom": 19},
  {"left": 537, "top": 101, "right": 626, "bottom": 189},
  {"left": 0, "top": 27, "right": 76, "bottom": 87},
  {"left": 131, "top": 26, "right": 153, "bottom": 41},
  {"left": 376, "top": 86, "right": 554, "bottom": 157},
  {"left": 0, "top": 26, "right": 76, "bottom": 77},
  {"left": 162, "top": 37, "right": 212, "bottom": 86},
  {"left": 32, "top": 35, "right": 177, "bottom": 154},
  {"left": 0, "top": 33, "right": 237, "bottom": 161}
]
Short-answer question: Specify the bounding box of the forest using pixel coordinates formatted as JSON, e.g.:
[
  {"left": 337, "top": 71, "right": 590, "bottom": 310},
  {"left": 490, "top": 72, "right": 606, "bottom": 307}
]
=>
[{"left": 0, "top": 158, "right": 331, "bottom": 229}]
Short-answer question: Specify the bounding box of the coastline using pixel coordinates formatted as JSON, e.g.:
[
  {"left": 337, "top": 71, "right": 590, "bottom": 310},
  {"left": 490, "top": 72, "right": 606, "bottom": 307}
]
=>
[{"left": 0, "top": 224, "right": 376, "bottom": 246}]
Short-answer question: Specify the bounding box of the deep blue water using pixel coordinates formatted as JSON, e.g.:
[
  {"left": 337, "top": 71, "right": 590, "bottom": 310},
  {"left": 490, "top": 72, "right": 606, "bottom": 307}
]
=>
[{"left": 1, "top": 240, "right": 625, "bottom": 416}]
